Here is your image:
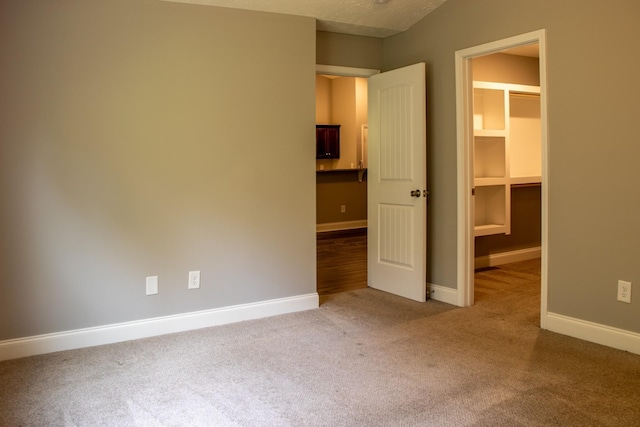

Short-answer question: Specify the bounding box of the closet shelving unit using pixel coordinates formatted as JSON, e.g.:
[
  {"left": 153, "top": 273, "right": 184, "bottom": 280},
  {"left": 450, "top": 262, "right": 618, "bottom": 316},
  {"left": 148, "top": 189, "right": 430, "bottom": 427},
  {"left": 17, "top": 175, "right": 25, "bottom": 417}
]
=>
[{"left": 473, "top": 81, "right": 541, "bottom": 237}]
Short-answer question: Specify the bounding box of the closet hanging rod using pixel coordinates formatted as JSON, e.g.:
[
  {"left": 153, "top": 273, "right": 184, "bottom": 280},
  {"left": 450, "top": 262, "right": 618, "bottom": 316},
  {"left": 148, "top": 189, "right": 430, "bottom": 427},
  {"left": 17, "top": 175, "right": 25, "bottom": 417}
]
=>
[{"left": 510, "top": 91, "right": 540, "bottom": 98}]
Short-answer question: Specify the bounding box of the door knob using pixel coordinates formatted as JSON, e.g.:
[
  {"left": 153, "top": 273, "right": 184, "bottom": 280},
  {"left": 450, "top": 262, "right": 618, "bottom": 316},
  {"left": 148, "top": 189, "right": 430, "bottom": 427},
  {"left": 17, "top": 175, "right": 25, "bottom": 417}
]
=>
[{"left": 410, "top": 189, "right": 421, "bottom": 198}]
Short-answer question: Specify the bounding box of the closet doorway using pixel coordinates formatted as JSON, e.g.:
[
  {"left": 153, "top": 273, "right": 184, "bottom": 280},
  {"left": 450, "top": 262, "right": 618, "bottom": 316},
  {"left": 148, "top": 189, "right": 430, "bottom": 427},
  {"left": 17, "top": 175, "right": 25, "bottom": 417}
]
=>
[{"left": 455, "top": 30, "right": 549, "bottom": 328}]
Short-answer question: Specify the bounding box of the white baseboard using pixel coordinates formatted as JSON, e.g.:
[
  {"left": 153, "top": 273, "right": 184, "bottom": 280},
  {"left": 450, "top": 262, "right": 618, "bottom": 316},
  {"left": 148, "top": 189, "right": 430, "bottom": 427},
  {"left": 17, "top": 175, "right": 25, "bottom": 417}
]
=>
[
  {"left": 316, "top": 220, "right": 367, "bottom": 233},
  {"left": 475, "top": 246, "right": 541, "bottom": 269},
  {"left": 546, "top": 312, "right": 640, "bottom": 356},
  {"left": 0, "top": 293, "right": 319, "bottom": 362},
  {"left": 427, "top": 283, "right": 460, "bottom": 306}
]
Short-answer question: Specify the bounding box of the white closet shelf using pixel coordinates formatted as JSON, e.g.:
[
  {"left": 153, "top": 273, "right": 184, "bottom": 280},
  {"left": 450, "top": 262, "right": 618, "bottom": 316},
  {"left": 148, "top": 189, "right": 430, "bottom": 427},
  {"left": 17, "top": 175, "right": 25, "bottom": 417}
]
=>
[
  {"left": 511, "top": 176, "right": 541, "bottom": 185},
  {"left": 473, "top": 80, "right": 541, "bottom": 237},
  {"left": 475, "top": 177, "right": 508, "bottom": 186},
  {"left": 473, "top": 129, "right": 507, "bottom": 137},
  {"left": 475, "top": 224, "right": 508, "bottom": 237}
]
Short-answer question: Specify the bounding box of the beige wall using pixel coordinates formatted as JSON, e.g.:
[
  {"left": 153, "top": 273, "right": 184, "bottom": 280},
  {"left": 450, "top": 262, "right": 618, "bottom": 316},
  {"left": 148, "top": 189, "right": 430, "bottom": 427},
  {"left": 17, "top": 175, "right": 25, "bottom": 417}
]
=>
[
  {"left": 316, "top": 31, "right": 382, "bottom": 69},
  {"left": 331, "top": 78, "right": 358, "bottom": 170},
  {"left": 0, "top": 0, "right": 316, "bottom": 340},
  {"left": 316, "top": 172, "right": 367, "bottom": 224},
  {"left": 355, "top": 78, "right": 368, "bottom": 167},
  {"left": 383, "top": 0, "right": 640, "bottom": 332},
  {"left": 315, "top": 76, "right": 332, "bottom": 123},
  {"left": 473, "top": 53, "right": 540, "bottom": 86}
]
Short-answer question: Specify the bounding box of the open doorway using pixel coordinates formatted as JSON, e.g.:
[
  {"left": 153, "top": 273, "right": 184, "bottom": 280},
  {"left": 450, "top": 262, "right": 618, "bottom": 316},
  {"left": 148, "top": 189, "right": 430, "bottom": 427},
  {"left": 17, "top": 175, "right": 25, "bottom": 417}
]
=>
[
  {"left": 315, "top": 65, "right": 378, "bottom": 297},
  {"left": 472, "top": 47, "right": 542, "bottom": 312},
  {"left": 455, "top": 30, "right": 549, "bottom": 328}
]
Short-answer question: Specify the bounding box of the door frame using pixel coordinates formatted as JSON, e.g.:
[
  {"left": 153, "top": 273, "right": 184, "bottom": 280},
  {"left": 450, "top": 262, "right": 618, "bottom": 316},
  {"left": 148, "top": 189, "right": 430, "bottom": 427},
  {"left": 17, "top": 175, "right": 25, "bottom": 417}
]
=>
[
  {"left": 315, "top": 65, "right": 379, "bottom": 78},
  {"left": 454, "top": 30, "right": 550, "bottom": 329},
  {"left": 314, "top": 65, "right": 379, "bottom": 294}
]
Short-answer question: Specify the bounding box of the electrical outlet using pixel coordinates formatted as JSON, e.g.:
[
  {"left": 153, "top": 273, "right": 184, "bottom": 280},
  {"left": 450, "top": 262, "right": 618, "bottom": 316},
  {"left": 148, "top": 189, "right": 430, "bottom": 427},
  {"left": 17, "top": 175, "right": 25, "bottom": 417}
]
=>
[
  {"left": 341, "top": 205, "right": 346, "bottom": 213},
  {"left": 617, "top": 280, "right": 631, "bottom": 303},
  {"left": 146, "top": 276, "right": 158, "bottom": 295},
  {"left": 188, "top": 271, "right": 201, "bottom": 290}
]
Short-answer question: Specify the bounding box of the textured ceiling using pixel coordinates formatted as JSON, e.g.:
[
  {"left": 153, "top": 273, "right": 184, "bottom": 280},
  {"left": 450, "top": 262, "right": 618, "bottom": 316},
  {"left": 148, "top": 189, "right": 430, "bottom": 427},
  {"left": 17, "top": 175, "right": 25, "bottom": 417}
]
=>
[{"left": 162, "top": 0, "right": 450, "bottom": 38}]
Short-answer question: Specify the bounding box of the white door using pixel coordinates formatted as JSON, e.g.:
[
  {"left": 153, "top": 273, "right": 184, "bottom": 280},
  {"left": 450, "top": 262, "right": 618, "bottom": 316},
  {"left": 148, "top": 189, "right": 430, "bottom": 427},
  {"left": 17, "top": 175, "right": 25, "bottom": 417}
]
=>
[{"left": 367, "top": 63, "right": 427, "bottom": 302}]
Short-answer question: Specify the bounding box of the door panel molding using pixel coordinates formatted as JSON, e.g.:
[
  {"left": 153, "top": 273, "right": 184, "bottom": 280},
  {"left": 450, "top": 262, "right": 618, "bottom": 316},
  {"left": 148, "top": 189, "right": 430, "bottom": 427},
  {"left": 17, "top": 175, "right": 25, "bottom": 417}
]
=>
[{"left": 368, "top": 63, "right": 427, "bottom": 302}]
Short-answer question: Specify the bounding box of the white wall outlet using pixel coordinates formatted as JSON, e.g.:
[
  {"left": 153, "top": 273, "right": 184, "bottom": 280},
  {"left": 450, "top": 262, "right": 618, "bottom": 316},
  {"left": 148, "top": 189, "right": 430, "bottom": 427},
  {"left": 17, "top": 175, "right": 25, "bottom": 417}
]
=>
[
  {"left": 341, "top": 205, "right": 346, "bottom": 213},
  {"left": 188, "top": 271, "right": 201, "bottom": 290},
  {"left": 146, "top": 276, "right": 158, "bottom": 295},
  {"left": 617, "top": 280, "right": 631, "bottom": 303}
]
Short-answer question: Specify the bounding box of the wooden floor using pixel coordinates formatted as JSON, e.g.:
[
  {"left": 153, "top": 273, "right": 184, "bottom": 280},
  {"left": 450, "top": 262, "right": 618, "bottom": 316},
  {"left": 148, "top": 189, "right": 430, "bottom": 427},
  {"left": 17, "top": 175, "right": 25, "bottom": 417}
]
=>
[
  {"left": 474, "top": 258, "right": 541, "bottom": 301},
  {"left": 317, "top": 228, "right": 541, "bottom": 305},
  {"left": 316, "top": 228, "right": 368, "bottom": 296}
]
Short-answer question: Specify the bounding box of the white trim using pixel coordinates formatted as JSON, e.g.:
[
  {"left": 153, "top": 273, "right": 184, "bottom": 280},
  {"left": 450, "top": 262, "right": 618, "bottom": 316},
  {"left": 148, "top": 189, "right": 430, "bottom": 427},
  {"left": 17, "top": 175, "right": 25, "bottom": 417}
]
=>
[
  {"left": 473, "top": 81, "right": 540, "bottom": 94},
  {"left": 0, "top": 293, "right": 319, "bottom": 362},
  {"left": 547, "top": 313, "right": 640, "bottom": 356},
  {"left": 427, "top": 283, "right": 460, "bottom": 306},
  {"left": 455, "top": 46, "right": 475, "bottom": 307},
  {"left": 316, "top": 220, "right": 367, "bottom": 232},
  {"left": 474, "top": 247, "right": 541, "bottom": 269},
  {"left": 538, "top": 32, "right": 550, "bottom": 330},
  {"left": 455, "top": 30, "right": 550, "bottom": 330},
  {"left": 315, "top": 64, "right": 380, "bottom": 77}
]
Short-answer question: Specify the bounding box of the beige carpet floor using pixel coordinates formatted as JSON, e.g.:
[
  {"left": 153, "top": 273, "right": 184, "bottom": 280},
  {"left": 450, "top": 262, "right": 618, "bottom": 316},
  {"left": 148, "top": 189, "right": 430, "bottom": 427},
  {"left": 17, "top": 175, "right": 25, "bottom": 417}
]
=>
[{"left": 1, "top": 259, "right": 639, "bottom": 426}]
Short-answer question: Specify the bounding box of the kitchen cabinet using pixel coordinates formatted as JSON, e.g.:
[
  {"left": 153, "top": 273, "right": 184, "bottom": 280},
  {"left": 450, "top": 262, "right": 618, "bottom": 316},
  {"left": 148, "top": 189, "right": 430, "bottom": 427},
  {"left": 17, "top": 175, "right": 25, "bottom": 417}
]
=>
[{"left": 316, "top": 125, "right": 340, "bottom": 159}]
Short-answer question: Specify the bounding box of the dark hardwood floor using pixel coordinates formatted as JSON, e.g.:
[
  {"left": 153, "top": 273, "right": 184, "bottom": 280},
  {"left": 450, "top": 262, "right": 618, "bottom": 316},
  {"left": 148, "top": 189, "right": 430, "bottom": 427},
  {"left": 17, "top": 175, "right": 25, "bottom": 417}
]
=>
[
  {"left": 316, "top": 228, "right": 368, "bottom": 296},
  {"left": 317, "top": 228, "right": 541, "bottom": 310}
]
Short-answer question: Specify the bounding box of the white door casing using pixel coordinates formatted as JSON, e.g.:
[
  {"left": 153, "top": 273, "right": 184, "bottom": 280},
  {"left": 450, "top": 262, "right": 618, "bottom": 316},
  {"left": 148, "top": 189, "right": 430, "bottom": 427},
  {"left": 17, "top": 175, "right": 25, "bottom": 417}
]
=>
[
  {"left": 455, "top": 30, "right": 549, "bottom": 327},
  {"left": 368, "top": 63, "right": 427, "bottom": 302}
]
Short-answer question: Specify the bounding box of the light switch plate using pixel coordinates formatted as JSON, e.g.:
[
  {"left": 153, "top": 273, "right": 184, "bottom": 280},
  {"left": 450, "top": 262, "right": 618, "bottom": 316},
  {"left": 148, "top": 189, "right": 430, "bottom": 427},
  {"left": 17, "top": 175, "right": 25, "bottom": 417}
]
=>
[
  {"left": 188, "top": 271, "right": 200, "bottom": 290},
  {"left": 146, "top": 276, "right": 158, "bottom": 295}
]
